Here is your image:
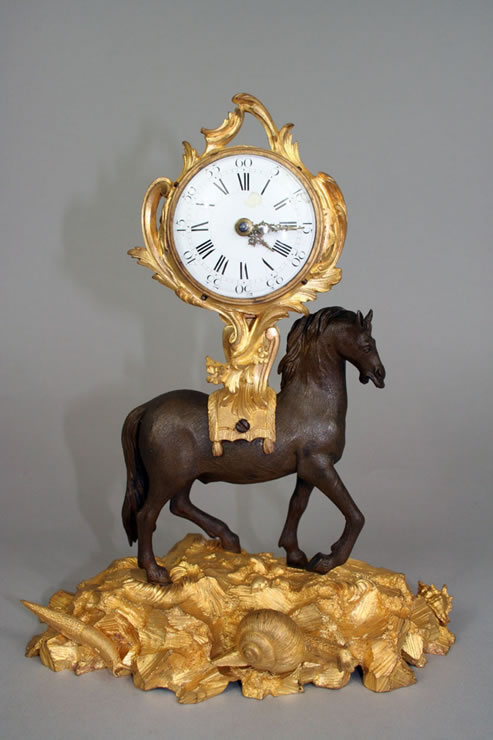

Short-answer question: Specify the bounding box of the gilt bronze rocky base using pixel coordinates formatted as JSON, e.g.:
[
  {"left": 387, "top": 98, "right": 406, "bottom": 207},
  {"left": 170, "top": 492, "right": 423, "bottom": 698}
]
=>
[{"left": 24, "top": 534, "right": 454, "bottom": 703}]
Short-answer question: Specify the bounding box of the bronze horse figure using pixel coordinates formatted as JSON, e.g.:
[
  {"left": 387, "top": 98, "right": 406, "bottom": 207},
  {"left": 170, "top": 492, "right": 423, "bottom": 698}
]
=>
[{"left": 122, "top": 307, "right": 386, "bottom": 585}]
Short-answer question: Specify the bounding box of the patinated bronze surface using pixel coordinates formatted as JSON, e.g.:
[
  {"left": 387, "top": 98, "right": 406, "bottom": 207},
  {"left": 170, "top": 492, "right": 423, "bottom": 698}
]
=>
[{"left": 122, "top": 306, "right": 386, "bottom": 585}]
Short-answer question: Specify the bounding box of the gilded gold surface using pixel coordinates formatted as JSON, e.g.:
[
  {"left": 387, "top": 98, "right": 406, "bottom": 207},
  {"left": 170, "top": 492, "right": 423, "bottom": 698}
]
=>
[
  {"left": 24, "top": 535, "right": 454, "bottom": 703},
  {"left": 129, "top": 94, "right": 346, "bottom": 449},
  {"left": 207, "top": 324, "right": 279, "bottom": 452}
]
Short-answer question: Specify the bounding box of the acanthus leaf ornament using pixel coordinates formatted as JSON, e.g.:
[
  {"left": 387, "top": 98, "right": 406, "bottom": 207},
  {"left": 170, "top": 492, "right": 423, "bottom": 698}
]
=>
[{"left": 129, "top": 94, "right": 347, "bottom": 454}]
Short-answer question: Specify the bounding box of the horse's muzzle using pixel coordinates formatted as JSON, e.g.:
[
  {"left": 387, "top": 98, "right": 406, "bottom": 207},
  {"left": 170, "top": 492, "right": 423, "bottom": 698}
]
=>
[{"left": 360, "top": 365, "right": 386, "bottom": 388}]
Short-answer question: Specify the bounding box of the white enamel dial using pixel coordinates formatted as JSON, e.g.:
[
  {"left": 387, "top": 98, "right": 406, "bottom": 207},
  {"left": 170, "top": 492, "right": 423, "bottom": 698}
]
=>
[{"left": 171, "top": 152, "right": 317, "bottom": 300}]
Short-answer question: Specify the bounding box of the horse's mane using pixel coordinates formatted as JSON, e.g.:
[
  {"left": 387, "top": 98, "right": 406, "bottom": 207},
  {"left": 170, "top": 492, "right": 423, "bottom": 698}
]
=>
[{"left": 278, "top": 307, "right": 356, "bottom": 389}]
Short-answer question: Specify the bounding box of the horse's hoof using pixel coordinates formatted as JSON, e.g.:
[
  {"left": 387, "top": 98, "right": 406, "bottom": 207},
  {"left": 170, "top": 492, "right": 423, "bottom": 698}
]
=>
[
  {"left": 221, "top": 534, "right": 241, "bottom": 553},
  {"left": 286, "top": 550, "right": 309, "bottom": 569},
  {"left": 144, "top": 564, "right": 172, "bottom": 586},
  {"left": 306, "top": 552, "right": 337, "bottom": 574}
]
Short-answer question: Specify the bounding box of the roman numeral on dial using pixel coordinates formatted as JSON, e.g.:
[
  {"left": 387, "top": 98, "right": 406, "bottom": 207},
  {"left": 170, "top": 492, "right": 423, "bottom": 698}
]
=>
[
  {"left": 196, "top": 239, "right": 215, "bottom": 259},
  {"left": 272, "top": 240, "right": 292, "bottom": 257},
  {"left": 213, "top": 179, "right": 229, "bottom": 195},
  {"left": 262, "top": 258, "right": 274, "bottom": 270},
  {"left": 239, "top": 262, "right": 249, "bottom": 280},
  {"left": 237, "top": 172, "right": 250, "bottom": 191},
  {"left": 273, "top": 197, "right": 289, "bottom": 210},
  {"left": 190, "top": 221, "right": 209, "bottom": 231},
  {"left": 213, "top": 254, "right": 229, "bottom": 275}
]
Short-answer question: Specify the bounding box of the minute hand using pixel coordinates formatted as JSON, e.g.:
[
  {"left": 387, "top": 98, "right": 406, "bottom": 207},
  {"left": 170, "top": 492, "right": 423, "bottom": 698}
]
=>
[
  {"left": 247, "top": 221, "right": 305, "bottom": 249},
  {"left": 252, "top": 221, "right": 304, "bottom": 233}
]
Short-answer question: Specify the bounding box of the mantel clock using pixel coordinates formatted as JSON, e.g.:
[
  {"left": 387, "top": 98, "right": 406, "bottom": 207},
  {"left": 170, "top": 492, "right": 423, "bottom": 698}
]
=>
[{"left": 23, "top": 94, "right": 455, "bottom": 705}]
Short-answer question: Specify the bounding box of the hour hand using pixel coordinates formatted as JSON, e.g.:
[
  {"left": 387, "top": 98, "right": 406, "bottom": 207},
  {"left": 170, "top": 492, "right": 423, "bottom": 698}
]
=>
[{"left": 248, "top": 232, "right": 273, "bottom": 250}]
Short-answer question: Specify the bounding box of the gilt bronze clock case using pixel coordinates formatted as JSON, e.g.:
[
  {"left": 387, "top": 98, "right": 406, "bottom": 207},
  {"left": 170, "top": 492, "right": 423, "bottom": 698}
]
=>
[{"left": 131, "top": 94, "right": 347, "bottom": 454}]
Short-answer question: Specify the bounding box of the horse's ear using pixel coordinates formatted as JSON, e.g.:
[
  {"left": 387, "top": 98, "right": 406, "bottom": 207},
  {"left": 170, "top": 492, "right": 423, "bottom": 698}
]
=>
[
  {"left": 364, "top": 309, "right": 373, "bottom": 329},
  {"left": 357, "top": 310, "right": 364, "bottom": 328}
]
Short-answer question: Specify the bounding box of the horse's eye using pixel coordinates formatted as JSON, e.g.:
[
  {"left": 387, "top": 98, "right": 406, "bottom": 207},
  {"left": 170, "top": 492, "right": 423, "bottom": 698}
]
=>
[{"left": 362, "top": 345, "right": 372, "bottom": 353}]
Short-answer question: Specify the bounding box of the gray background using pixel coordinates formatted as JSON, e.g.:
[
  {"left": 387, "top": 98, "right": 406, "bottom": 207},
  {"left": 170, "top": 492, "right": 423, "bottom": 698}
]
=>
[{"left": 2, "top": 1, "right": 492, "bottom": 738}]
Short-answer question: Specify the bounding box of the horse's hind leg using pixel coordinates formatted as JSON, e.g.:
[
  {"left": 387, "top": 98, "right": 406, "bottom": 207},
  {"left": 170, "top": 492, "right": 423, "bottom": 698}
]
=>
[
  {"left": 137, "top": 483, "right": 172, "bottom": 586},
  {"left": 278, "top": 477, "right": 313, "bottom": 568},
  {"left": 170, "top": 487, "right": 241, "bottom": 553}
]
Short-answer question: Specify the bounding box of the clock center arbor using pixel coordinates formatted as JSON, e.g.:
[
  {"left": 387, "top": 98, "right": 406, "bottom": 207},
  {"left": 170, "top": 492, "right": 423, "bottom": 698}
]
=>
[{"left": 130, "top": 94, "right": 347, "bottom": 455}]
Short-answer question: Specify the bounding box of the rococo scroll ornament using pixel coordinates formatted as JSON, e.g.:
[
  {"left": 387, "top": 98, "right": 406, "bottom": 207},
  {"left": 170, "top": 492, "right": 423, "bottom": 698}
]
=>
[{"left": 129, "top": 93, "right": 347, "bottom": 454}]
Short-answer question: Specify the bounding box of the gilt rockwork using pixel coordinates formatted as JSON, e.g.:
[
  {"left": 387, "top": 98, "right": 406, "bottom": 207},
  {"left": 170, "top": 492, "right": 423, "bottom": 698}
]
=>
[
  {"left": 129, "top": 94, "right": 346, "bottom": 450},
  {"left": 24, "top": 534, "right": 455, "bottom": 703}
]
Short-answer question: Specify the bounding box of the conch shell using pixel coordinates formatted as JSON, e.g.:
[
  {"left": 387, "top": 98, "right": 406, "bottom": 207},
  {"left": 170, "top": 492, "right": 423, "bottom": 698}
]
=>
[
  {"left": 21, "top": 600, "right": 126, "bottom": 676},
  {"left": 214, "top": 608, "right": 306, "bottom": 674}
]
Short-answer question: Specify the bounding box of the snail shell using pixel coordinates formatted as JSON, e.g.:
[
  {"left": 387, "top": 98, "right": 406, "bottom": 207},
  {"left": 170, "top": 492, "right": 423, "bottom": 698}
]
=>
[{"left": 236, "top": 609, "right": 305, "bottom": 674}]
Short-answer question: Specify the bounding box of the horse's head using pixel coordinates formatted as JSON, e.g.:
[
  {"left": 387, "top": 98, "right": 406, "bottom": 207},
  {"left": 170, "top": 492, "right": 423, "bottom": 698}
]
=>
[
  {"left": 278, "top": 307, "right": 386, "bottom": 389},
  {"left": 338, "top": 309, "right": 386, "bottom": 388}
]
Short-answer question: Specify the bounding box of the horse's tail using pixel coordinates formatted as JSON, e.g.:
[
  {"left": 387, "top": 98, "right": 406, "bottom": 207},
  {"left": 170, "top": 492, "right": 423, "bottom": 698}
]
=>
[{"left": 121, "top": 403, "right": 148, "bottom": 546}]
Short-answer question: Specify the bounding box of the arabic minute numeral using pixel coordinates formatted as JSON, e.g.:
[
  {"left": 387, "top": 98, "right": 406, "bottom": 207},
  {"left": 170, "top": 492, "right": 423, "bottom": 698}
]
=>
[
  {"left": 235, "top": 281, "right": 248, "bottom": 294},
  {"left": 291, "top": 250, "right": 306, "bottom": 267},
  {"left": 266, "top": 275, "right": 284, "bottom": 288},
  {"left": 206, "top": 274, "right": 221, "bottom": 288},
  {"left": 183, "top": 250, "right": 196, "bottom": 264}
]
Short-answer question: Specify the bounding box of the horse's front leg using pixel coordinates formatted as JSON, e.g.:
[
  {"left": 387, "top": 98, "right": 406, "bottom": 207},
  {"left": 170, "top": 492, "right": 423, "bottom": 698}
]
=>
[
  {"left": 278, "top": 477, "right": 313, "bottom": 568},
  {"left": 300, "top": 457, "right": 365, "bottom": 574}
]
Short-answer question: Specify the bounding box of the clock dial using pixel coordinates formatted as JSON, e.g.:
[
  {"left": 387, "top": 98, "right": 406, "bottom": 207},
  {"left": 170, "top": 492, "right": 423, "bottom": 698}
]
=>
[{"left": 171, "top": 152, "right": 318, "bottom": 300}]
